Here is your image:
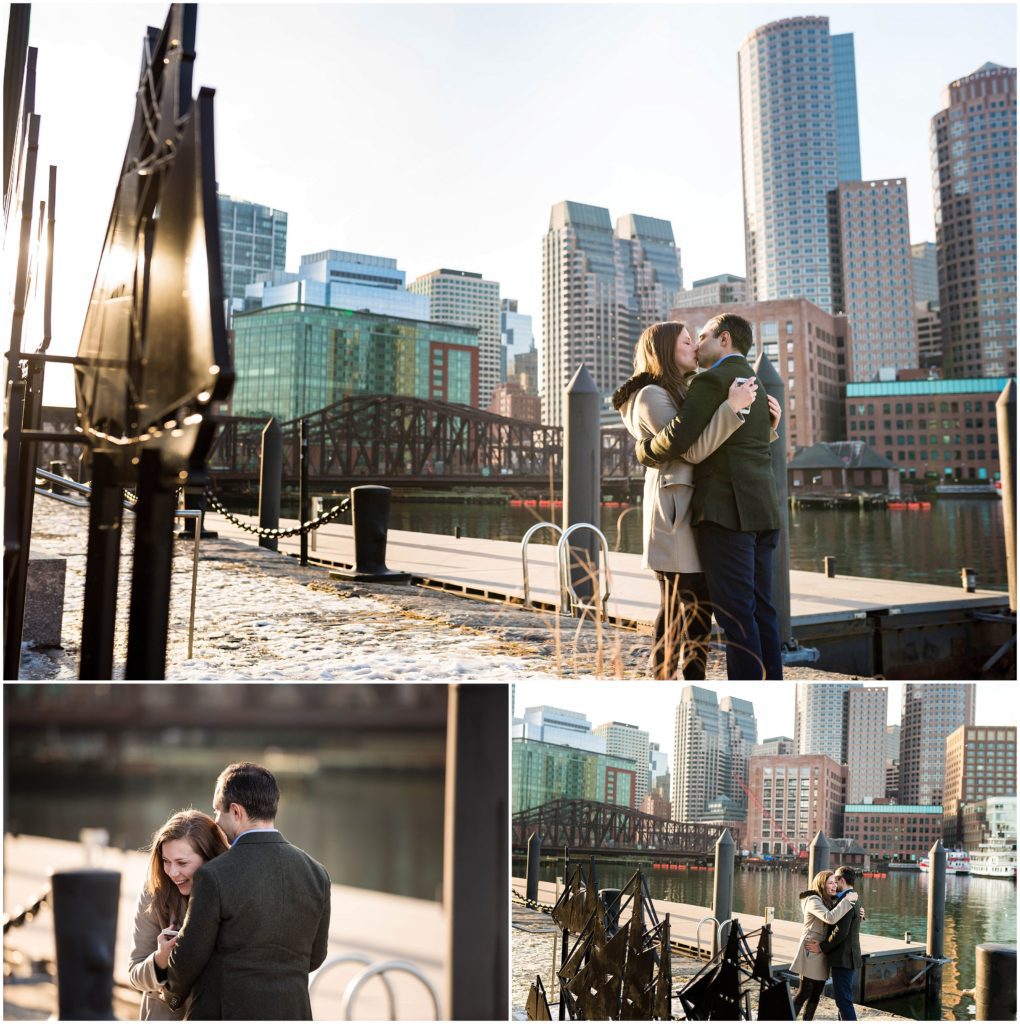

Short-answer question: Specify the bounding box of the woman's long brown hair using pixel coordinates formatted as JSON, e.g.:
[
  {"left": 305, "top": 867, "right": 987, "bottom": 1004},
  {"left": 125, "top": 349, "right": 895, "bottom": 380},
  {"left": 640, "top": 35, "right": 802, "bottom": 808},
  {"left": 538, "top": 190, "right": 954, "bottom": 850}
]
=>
[
  {"left": 810, "top": 869, "right": 835, "bottom": 908},
  {"left": 633, "top": 321, "right": 692, "bottom": 407},
  {"left": 145, "top": 810, "right": 229, "bottom": 929}
]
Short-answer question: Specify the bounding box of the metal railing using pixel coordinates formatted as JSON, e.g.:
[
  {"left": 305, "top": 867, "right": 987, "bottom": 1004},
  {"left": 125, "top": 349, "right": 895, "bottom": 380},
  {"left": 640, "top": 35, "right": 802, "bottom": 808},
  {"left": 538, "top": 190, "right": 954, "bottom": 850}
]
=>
[
  {"left": 34, "top": 468, "right": 203, "bottom": 659},
  {"left": 556, "top": 523, "right": 612, "bottom": 620},
  {"left": 309, "top": 953, "right": 440, "bottom": 1020},
  {"left": 520, "top": 521, "right": 563, "bottom": 609}
]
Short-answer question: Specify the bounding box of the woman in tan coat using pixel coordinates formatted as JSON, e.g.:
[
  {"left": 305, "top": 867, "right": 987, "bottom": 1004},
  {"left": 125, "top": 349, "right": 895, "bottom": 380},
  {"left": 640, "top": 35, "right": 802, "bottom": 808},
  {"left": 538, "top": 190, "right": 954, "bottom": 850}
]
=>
[
  {"left": 789, "top": 869, "right": 860, "bottom": 1019},
  {"left": 613, "top": 321, "right": 778, "bottom": 679},
  {"left": 128, "top": 810, "right": 229, "bottom": 1020}
]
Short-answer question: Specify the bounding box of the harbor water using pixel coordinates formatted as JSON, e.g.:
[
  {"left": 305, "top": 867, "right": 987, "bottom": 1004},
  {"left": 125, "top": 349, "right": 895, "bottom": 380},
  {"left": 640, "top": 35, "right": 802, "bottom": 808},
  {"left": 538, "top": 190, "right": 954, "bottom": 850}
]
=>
[{"left": 515, "top": 856, "right": 1016, "bottom": 1020}]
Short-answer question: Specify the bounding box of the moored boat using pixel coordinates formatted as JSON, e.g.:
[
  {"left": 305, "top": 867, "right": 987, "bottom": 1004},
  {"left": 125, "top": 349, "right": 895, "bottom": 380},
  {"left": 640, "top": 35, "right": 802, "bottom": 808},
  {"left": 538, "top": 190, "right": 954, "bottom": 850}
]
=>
[
  {"left": 968, "top": 835, "right": 1017, "bottom": 880},
  {"left": 919, "top": 850, "right": 971, "bottom": 874}
]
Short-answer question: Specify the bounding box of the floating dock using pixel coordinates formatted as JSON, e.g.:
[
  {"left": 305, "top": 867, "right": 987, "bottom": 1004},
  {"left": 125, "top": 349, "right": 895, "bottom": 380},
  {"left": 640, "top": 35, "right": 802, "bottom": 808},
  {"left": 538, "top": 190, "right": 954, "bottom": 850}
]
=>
[{"left": 205, "top": 513, "right": 1011, "bottom": 677}]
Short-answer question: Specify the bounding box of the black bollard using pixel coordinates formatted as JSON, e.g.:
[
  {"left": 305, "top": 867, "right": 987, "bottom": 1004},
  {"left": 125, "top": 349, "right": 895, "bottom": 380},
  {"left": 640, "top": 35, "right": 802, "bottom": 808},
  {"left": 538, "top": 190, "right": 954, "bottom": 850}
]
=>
[
  {"left": 51, "top": 869, "right": 121, "bottom": 1020},
  {"left": 712, "top": 829, "right": 735, "bottom": 956},
  {"left": 824, "top": 555, "right": 836, "bottom": 578},
  {"left": 177, "top": 487, "right": 217, "bottom": 540},
  {"left": 563, "top": 364, "right": 600, "bottom": 613},
  {"left": 808, "top": 831, "right": 831, "bottom": 879},
  {"left": 600, "top": 888, "right": 623, "bottom": 939},
  {"left": 526, "top": 831, "right": 542, "bottom": 905},
  {"left": 299, "top": 418, "right": 310, "bottom": 567},
  {"left": 925, "top": 840, "right": 947, "bottom": 1016},
  {"left": 258, "top": 417, "right": 282, "bottom": 552},
  {"left": 330, "top": 486, "right": 411, "bottom": 583},
  {"left": 975, "top": 943, "right": 1016, "bottom": 1021}
]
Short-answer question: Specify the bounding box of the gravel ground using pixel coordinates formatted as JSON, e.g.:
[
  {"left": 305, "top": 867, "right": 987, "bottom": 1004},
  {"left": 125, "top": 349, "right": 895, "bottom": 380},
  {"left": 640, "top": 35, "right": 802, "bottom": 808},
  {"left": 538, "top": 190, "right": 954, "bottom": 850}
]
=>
[{"left": 20, "top": 496, "right": 868, "bottom": 681}]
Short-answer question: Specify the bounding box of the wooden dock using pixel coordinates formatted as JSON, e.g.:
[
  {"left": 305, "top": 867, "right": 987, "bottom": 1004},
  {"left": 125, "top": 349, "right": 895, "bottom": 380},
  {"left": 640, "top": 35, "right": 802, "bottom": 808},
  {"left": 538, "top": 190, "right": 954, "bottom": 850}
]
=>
[
  {"left": 4, "top": 835, "right": 444, "bottom": 1020},
  {"left": 512, "top": 877, "right": 927, "bottom": 1002},
  {"left": 203, "top": 512, "right": 1010, "bottom": 676}
]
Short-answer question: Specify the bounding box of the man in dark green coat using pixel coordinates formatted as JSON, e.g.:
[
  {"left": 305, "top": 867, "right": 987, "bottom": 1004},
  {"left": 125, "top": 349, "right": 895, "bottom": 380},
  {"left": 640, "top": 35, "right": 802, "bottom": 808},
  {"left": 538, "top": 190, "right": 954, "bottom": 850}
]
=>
[
  {"left": 165, "top": 763, "right": 331, "bottom": 1020},
  {"left": 635, "top": 312, "right": 783, "bottom": 679},
  {"left": 808, "top": 865, "right": 863, "bottom": 1020}
]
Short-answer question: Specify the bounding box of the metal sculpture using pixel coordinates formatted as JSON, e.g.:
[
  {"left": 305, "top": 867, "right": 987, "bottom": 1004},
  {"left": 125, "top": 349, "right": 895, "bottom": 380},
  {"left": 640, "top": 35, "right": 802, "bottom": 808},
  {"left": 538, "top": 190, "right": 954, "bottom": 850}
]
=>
[
  {"left": 72, "top": 3, "right": 231, "bottom": 679},
  {"left": 526, "top": 975, "right": 553, "bottom": 1021},
  {"left": 676, "top": 918, "right": 794, "bottom": 1021},
  {"left": 553, "top": 867, "right": 672, "bottom": 1021}
]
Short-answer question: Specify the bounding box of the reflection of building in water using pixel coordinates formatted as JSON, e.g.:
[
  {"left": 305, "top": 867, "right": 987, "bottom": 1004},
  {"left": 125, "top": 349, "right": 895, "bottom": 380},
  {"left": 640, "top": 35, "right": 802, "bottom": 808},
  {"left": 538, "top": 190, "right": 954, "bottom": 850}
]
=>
[{"left": 940, "top": 903, "right": 964, "bottom": 1017}]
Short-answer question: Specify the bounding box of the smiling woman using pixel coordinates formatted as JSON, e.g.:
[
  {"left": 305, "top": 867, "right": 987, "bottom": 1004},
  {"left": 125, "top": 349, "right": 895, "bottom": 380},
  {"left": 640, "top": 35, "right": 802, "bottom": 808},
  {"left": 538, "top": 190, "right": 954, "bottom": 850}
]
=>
[{"left": 128, "top": 810, "right": 229, "bottom": 1021}]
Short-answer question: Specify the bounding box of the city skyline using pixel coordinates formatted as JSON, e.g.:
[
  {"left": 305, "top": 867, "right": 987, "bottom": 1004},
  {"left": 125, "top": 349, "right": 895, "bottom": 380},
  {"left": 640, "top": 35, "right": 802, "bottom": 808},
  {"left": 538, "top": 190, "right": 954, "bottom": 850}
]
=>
[
  {"left": 512, "top": 682, "right": 1004, "bottom": 759},
  {"left": 8, "top": 3, "right": 1015, "bottom": 408}
]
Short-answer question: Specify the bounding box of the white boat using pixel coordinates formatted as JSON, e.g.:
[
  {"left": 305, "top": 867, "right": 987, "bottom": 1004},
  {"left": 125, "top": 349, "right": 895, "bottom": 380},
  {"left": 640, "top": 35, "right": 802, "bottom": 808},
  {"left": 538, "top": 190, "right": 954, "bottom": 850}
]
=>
[
  {"left": 919, "top": 850, "right": 971, "bottom": 874},
  {"left": 969, "top": 836, "right": 1018, "bottom": 880}
]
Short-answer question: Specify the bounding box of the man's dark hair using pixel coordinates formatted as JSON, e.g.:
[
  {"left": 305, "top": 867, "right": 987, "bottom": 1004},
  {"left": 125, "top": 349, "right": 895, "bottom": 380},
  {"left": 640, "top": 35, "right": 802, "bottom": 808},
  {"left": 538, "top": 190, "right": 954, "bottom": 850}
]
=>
[
  {"left": 215, "top": 762, "right": 280, "bottom": 822},
  {"left": 833, "top": 865, "right": 857, "bottom": 887},
  {"left": 705, "top": 313, "right": 753, "bottom": 356}
]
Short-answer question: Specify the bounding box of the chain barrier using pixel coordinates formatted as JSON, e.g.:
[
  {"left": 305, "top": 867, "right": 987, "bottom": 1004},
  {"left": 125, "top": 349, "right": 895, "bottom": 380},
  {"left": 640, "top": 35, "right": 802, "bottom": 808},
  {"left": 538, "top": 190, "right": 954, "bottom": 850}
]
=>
[
  {"left": 3, "top": 888, "right": 51, "bottom": 934},
  {"left": 204, "top": 489, "right": 351, "bottom": 540}
]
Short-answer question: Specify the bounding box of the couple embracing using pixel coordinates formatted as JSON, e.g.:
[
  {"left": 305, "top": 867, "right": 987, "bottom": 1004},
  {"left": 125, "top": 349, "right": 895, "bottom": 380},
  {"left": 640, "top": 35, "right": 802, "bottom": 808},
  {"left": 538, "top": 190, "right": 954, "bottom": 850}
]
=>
[
  {"left": 613, "top": 313, "right": 784, "bottom": 681},
  {"left": 128, "top": 762, "right": 331, "bottom": 1020}
]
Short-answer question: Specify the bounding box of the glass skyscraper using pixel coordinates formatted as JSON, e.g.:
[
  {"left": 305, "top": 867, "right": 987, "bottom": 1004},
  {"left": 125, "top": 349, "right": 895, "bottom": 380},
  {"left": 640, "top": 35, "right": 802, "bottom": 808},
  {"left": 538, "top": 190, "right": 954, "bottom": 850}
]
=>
[
  {"left": 738, "top": 17, "right": 862, "bottom": 313},
  {"left": 931, "top": 63, "right": 1016, "bottom": 379},
  {"left": 231, "top": 303, "right": 479, "bottom": 422},
  {"left": 217, "top": 193, "right": 288, "bottom": 304}
]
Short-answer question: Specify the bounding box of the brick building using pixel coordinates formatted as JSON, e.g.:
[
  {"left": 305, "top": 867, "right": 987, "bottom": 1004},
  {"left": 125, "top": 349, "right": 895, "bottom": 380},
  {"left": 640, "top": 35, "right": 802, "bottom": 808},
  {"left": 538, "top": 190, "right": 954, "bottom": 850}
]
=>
[
  {"left": 842, "top": 803, "right": 943, "bottom": 861},
  {"left": 942, "top": 725, "right": 1017, "bottom": 845}
]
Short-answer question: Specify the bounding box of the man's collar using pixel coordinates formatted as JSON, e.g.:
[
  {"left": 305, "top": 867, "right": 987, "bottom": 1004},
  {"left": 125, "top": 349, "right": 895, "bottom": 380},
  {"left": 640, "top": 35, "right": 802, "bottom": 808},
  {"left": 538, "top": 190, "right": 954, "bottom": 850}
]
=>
[
  {"left": 230, "top": 827, "right": 280, "bottom": 848},
  {"left": 708, "top": 352, "right": 744, "bottom": 370}
]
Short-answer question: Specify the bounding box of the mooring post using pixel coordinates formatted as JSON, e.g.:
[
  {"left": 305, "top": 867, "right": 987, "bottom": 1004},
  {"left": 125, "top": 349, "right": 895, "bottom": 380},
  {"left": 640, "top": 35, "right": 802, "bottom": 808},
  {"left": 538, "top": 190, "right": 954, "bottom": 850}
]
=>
[
  {"left": 329, "top": 486, "right": 411, "bottom": 583},
  {"left": 975, "top": 943, "right": 1016, "bottom": 1021},
  {"left": 753, "top": 350, "right": 791, "bottom": 639},
  {"left": 996, "top": 380, "right": 1016, "bottom": 612},
  {"left": 526, "top": 831, "right": 542, "bottom": 905},
  {"left": 51, "top": 869, "right": 120, "bottom": 1020},
  {"left": 258, "top": 417, "right": 282, "bottom": 552},
  {"left": 712, "top": 828, "right": 735, "bottom": 957},
  {"left": 563, "top": 364, "right": 600, "bottom": 613},
  {"left": 299, "top": 418, "right": 310, "bottom": 566},
  {"left": 925, "top": 839, "right": 947, "bottom": 1015},
  {"left": 807, "top": 830, "right": 831, "bottom": 880},
  {"left": 443, "top": 684, "right": 508, "bottom": 1022},
  {"left": 824, "top": 555, "right": 836, "bottom": 578}
]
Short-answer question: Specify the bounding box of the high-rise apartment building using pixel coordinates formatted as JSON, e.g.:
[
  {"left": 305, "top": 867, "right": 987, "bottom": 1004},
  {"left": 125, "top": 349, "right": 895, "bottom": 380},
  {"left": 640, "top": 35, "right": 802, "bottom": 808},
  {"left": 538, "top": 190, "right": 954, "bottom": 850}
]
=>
[
  {"left": 674, "top": 274, "right": 747, "bottom": 309},
  {"left": 942, "top": 725, "right": 1016, "bottom": 845},
  {"left": 899, "top": 683, "right": 976, "bottom": 806},
  {"left": 669, "top": 298, "right": 849, "bottom": 451},
  {"left": 931, "top": 63, "right": 1017, "bottom": 379},
  {"left": 745, "top": 754, "right": 847, "bottom": 856},
  {"left": 672, "top": 687, "right": 757, "bottom": 822},
  {"left": 408, "top": 268, "right": 501, "bottom": 408},
  {"left": 500, "top": 299, "right": 536, "bottom": 391},
  {"left": 795, "top": 682, "right": 857, "bottom": 762},
  {"left": 541, "top": 201, "right": 682, "bottom": 426},
  {"left": 218, "top": 193, "right": 288, "bottom": 305},
  {"left": 738, "top": 18, "right": 861, "bottom": 313},
  {"left": 842, "top": 687, "right": 888, "bottom": 803},
  {"left": 245, "top": 250, "right": 429, "bottom": 322},
  {"left": 831, "top": 180, "right": 917, "bottom": 380},
  {"left": 593, "top": 721, "right": 651, "bottom": 805},
  {"left": 911, "top": 242, "right": 940, "bottom": 306}
]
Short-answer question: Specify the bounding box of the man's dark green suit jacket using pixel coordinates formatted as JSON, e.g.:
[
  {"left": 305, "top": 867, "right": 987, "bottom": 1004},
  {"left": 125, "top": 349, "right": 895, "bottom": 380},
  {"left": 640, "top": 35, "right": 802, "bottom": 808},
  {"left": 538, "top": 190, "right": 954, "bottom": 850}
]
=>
[
  {"left": 819, "top": 890, "right": 864, "bottom": 970},
  {"left": 636, "top": 353, "right": 780, "bottom": 533},
  {"left": 166, "top": 831, "right": 331, "bottom": 1020}
]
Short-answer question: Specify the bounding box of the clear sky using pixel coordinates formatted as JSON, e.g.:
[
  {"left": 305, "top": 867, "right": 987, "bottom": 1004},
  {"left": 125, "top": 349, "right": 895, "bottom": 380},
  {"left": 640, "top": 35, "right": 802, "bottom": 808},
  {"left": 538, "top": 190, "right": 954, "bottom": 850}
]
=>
[
  {"left": 4, "top": 3, "right": 1016, "bottom": 408},
  {"left": 512, "top": 681, "right": 1006, "bottom": 754}
]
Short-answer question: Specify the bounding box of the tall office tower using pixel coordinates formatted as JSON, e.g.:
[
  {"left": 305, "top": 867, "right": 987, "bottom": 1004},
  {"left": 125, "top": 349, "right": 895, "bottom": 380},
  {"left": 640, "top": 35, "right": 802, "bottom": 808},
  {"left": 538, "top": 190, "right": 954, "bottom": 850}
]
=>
[
  {"left": 616, "top": 214, "right": 684, "bottom": 328},
  {"left": 738, "top": 18, "right": 861, "bottom": 313},
  {"left": 885, "top": 723, "right": 901, "bottom": 797},
  {"left": 931, "top": 64, "right": 1017, "bottom": 379},
  {"left": 842, "top": 686, "right": 888, "bottom": 803},
  {"left": 753, "top": 737, "right": 795, "bottom": 756},
  {"left": 408, "top": 268, "right": 501, "bottom": 408},
  {"left": 515, "top": 705, "right": 603, "bottom": 752},
  {"left": 593, "top": 721, "right": 651, "bottom": 805},
  {"left": 916, "top": 303, "right": 943, "bottom": 370},
  {"left": 649, "top": 742, "right": 670, "bottom": 795},
  {"left": 899, "top": 683, "right": 977, "bottom": 806},
  {"left": 675, "top": 274, "right": 747, "bottom": 309},
  {"left": 911, "top": 242, "right": 940, "bottom": 305},
  {"left": 831, "top": 180, "right": 918, "bottom": 381},
  {"left": 541, "top": 201, "right": 681, "bottom": 426},
  {"left": 218, "top": 193, "right": 287, "bottom": 305},
  {"left": 246, "top": 250, "right": 429, "bottom": 321},
  {"left": 942, "top": 725, "right": 1017, "bottom": 845},
  {"left": 500, "top": 299, "right": 536, "bottom": 391},
  {"left": 794, "top": 682, "right": 858, "bottom": 762},
  {"left": 672, "top": 687, "right": 757, "bottom": 822}
]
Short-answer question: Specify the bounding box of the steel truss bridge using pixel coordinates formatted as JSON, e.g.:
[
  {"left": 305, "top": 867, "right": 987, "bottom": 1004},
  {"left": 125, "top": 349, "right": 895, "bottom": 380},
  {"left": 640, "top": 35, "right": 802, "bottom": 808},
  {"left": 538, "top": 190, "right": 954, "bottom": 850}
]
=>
[
  {"left": 207, "top": 394, "right": 641, "bottom": 489},
  {"left": 511, "top": 798, "right": 725, "bottom": 858}
]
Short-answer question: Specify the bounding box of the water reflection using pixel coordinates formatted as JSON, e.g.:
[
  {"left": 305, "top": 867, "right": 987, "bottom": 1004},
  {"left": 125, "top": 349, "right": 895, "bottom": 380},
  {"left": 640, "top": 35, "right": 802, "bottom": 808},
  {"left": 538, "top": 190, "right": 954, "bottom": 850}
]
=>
[{"left": 519, "top": 859, "right": 1016, "bottom": 1020}]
